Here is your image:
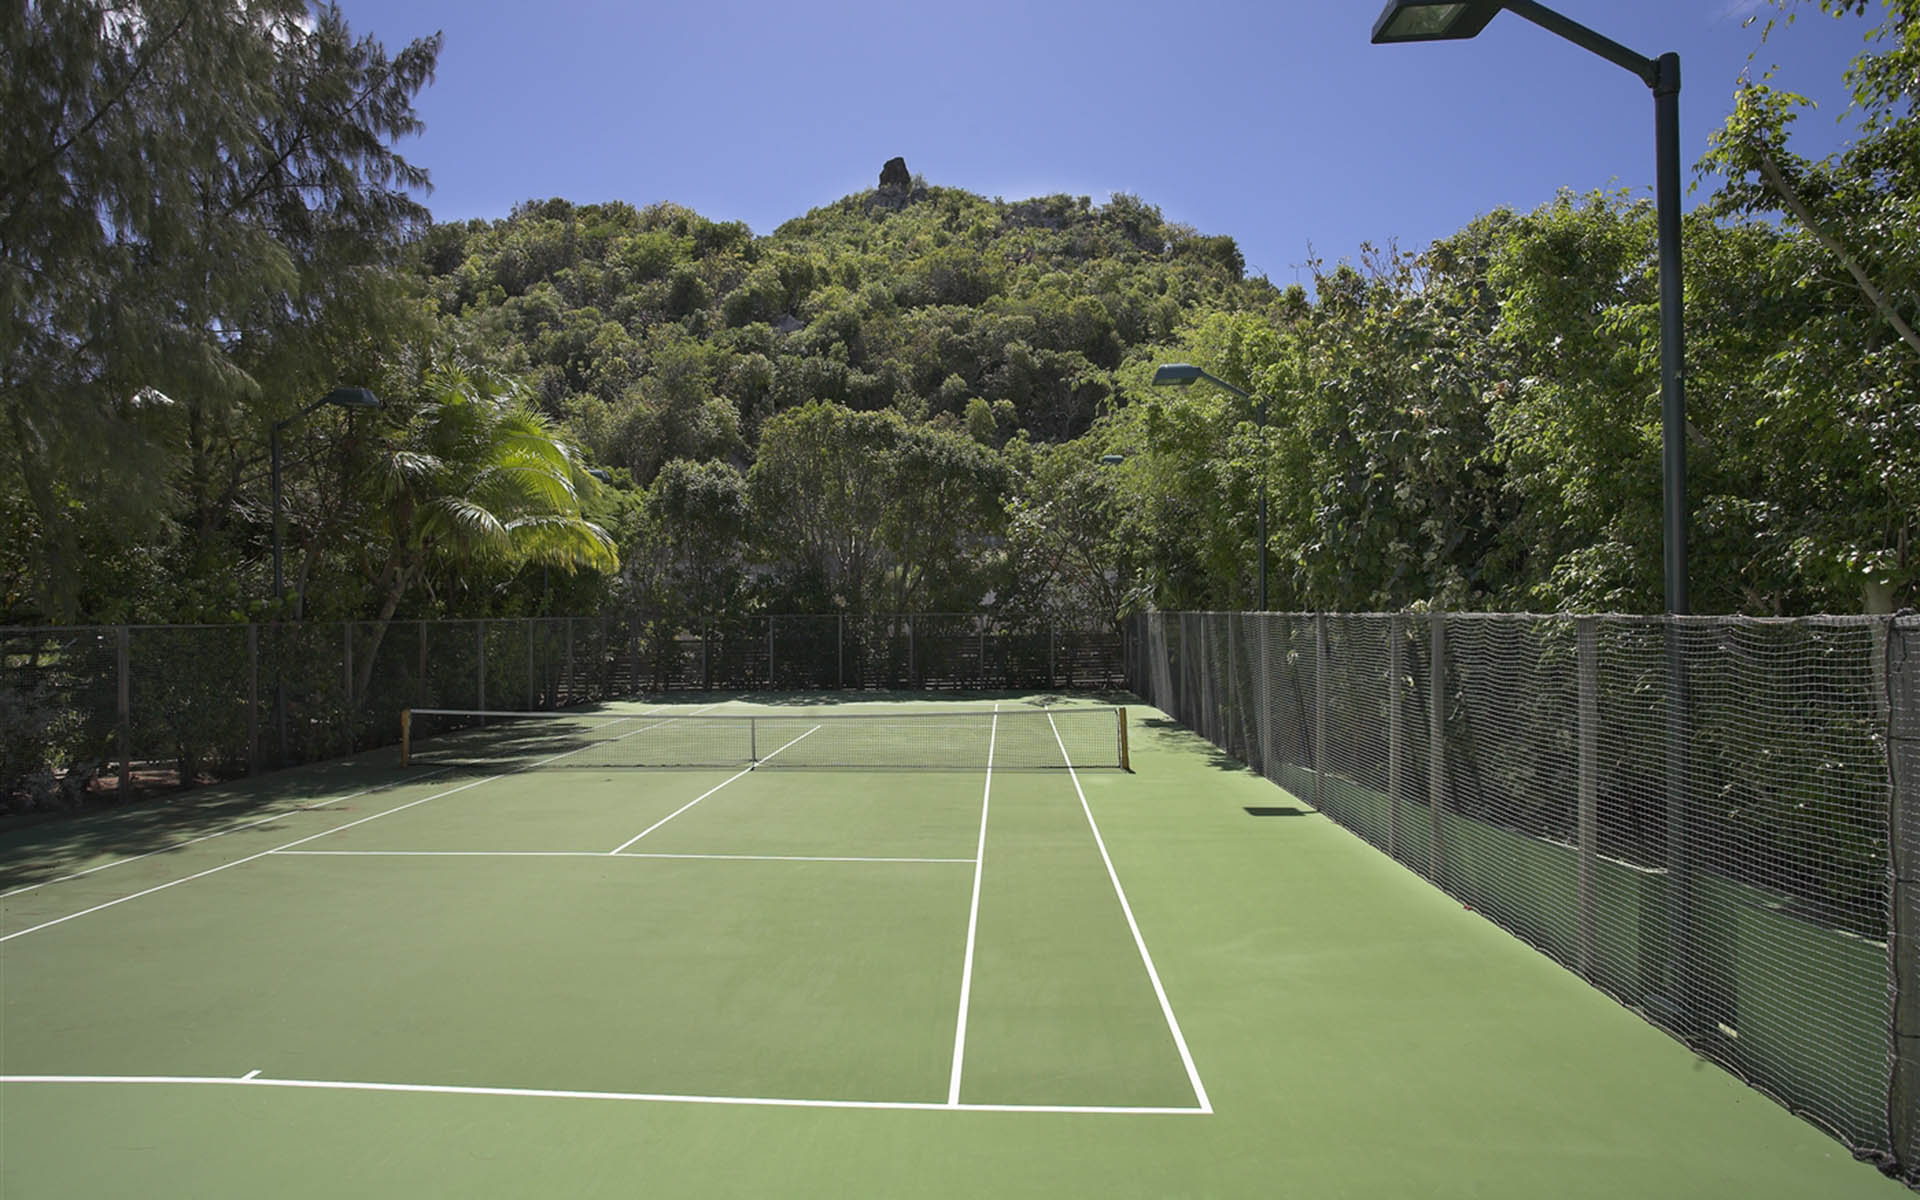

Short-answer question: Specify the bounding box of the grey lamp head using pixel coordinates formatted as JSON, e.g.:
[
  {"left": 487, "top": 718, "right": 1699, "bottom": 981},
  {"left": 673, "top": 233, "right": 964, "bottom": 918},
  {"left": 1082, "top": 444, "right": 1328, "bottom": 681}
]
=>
[
  {"left": 322, "top": 386, "right": 381, "bottom": 410},
  {"left": 1151, "top": 364, "right": 1204, "bottom": 388},
  {"left": 587, "top": 468, "right": 613, "bottom": 483},
  {"left": 1100, "top": 454, "right": 1126, "bottom": 466},
  {"left": 1371, "top": 0, "right": 1501, "bottom": 44}
]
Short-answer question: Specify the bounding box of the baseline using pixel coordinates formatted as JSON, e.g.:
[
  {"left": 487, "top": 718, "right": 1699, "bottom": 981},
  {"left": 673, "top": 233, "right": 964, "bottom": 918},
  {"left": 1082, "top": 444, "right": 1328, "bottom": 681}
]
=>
[
  {"left": 272, "top": 850, "right": 973, "bottom": 864},
  {"left": 0, "top": 1073, "right": 1208, "bottom": 1115}
]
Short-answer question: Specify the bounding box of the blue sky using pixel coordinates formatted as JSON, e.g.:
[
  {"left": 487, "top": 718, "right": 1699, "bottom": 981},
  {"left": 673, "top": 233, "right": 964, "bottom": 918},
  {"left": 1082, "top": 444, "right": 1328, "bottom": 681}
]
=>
[{"left": 342, "top": 0, "right": 1874, "bottom": 285}]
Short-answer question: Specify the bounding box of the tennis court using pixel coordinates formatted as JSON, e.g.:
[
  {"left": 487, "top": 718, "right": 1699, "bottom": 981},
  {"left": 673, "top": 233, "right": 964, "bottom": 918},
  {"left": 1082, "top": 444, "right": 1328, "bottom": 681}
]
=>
[{"left": 0, "top": 696, "right": 1905, "bottom": 1197}]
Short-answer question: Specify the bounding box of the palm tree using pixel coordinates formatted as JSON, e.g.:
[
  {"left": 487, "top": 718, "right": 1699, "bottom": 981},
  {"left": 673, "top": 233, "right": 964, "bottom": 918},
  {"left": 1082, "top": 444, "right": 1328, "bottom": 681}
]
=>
[{"left": 352, "top": 367, "right": 618, "bottom": 705}]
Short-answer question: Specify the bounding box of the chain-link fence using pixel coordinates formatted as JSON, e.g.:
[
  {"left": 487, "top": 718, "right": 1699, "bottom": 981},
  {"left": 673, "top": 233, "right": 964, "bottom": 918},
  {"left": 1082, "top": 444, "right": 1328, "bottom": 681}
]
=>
[
  {"left": 1128, "top": 609, "right": 1920, "bottom": 1178},
  {"left": 1, "top": 613, "right": 1122, "bottom": 810}
]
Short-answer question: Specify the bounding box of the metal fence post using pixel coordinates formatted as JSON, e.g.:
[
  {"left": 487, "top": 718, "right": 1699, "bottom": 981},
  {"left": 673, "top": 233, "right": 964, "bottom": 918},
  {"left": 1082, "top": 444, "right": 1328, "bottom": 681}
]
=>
[
  {"left": 527, "top": 617, "right": 536, "bottom": 709},
  {"left": 116, "top": 625, "right": 131, "bottom": 797},
  {"left": 476, "top": 621, "right": 487, "bottom": 712},
  {"left": 1663, "top": 616, "right": 1696, "bottom": 1037},
  {"left": 1577, "top": 616, "right": 1600, "bottom": 981},
  {"left": 1313, "top": 612, "right": 1328, "bottom": 814},
  {"left": 768, "top": 616, "right": 776, "bottom": 688},
  {"left": 1428, "top": 610, "right": 1448, "bottom": 884},
  {"left": 1387, "top": 614, "right": 1404, "bottom": 861},
  {"left": 276, "top": 622, "right": 289, "bottom": 767},
  {"left": 565, "top": 618, "right": 575, "bottom": 705},
  {"left": 1255, "top": 613, "right": 1272, "bottom": 781},
  {"left": 837, "top": 613, "right": 845, "bottom": 690},
  {"left": 247, "top": 623, "right": 259, "bottom": 775},
  {"left": 1886, "top": 616, "right": 1920, "bottom": 1171},
  {"left": 343, "top": 622, "right": 354, "bottom": 752}
]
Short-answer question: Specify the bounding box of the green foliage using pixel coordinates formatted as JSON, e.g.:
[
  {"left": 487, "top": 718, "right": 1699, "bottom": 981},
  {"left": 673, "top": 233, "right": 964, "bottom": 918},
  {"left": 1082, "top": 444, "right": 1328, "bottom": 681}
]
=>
[
  {"left": 1, "top": 0, "right": 440, "bottom": 621},
  {"left": 3, "top": 3, "right": 1913, "bottom": 627}
]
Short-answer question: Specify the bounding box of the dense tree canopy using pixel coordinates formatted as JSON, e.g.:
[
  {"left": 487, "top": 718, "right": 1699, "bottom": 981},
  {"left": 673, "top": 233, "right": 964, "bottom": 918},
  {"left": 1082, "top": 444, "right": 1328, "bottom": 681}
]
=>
[{"left": 1, "top": 0, "right": 1912, "bottom": 629}]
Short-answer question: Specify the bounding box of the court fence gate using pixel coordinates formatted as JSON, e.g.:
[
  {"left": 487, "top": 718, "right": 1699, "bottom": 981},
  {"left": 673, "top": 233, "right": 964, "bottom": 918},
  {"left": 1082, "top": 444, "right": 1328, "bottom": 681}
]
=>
[
  {"left": 0, "top": 612, "right": 1123, "bottom": 807},
  {"left": 1126, "top": 609, "right": 1920, "bottom": 1182}
]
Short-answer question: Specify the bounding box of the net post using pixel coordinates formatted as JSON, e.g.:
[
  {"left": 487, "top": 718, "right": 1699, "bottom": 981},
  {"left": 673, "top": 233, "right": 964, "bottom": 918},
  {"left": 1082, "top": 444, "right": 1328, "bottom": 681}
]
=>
[
  {"left": 400, "top": 708, "right": 412, "bottom": 766},
  {"left": 1118, "top": 706, "right": 1131, "bottom": 772}
]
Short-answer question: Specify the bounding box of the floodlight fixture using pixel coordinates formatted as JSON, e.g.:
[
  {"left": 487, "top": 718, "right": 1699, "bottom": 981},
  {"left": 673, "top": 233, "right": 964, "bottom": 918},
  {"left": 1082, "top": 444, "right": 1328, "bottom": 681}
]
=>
[
  {"left": 1370, "top": 0, "right": 1499, "bottom": 44},
  {"left": 1152, "top": 363, "right": 1268, "bottom": 611},
  {"left": 273, "top": 387, "right": 383, "bottom": 605}
]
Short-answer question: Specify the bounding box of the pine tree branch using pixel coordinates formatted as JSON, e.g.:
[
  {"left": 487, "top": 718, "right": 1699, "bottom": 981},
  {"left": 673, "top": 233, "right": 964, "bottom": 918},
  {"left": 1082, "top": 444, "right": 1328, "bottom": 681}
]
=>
[
  {"left": 0, "top": 6, "right": 196, "bottom": 229},
  {"left": 1755, "top": 145, "right": 1920, "bottom": 360}
]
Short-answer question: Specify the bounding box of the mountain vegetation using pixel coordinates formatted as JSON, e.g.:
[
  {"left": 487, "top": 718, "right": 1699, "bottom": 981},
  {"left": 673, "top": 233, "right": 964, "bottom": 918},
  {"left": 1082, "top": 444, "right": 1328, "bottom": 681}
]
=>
[{"left": 2, "top": 0, "right": 1914, "bottom": 633}]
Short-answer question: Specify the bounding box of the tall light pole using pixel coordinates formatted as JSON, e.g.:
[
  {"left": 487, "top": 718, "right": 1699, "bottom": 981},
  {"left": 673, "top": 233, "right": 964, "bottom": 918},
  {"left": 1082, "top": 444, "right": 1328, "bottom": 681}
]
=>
[
  {"left": 1371, "top": 0, "right": 1687, "bottom": 617},
  {"left": 270, "top": 386, "right": 379, "bottom": 767},
  {"left": 1374, "top": 0, "right": 1696, "bottom": 1040},
  {"left": 1153, "top": 363, "right": 1269, "bottom": 612},
  {"left": 271, "top": 386, "right": 381, "bottom": 609}
]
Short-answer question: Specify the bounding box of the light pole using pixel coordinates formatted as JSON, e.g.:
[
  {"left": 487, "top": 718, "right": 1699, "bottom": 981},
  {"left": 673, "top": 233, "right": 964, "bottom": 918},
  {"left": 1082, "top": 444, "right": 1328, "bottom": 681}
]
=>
[
  {"left": 271, "top": 386, "right": 381, "bottom": 609},
  {"left": 1373, "top": 0, "right": 1696, "bottom": 1040},
  {"left": 1153, "top": 363, "right": 1268, "bottom": 612},
  {"left": 1371, "top": 0, "right": 1687, "bottom": 617},
  {"left": 269, "top": 386, "right": 379, "bottom": 766}
]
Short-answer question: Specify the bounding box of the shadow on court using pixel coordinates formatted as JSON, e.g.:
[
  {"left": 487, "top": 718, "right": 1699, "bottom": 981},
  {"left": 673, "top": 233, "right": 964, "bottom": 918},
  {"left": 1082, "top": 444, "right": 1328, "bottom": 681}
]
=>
[
  {"left": 0, "top": 759, "right": 429, "bottom": 892},
  {"left": 1136, "top": 717, "right": 1266, "bottom": 778}
]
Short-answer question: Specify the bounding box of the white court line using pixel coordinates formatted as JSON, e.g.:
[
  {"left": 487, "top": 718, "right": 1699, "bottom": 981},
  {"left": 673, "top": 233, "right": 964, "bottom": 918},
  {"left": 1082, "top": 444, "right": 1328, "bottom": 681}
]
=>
[
  {"left": 1048, "top": 711, "right": 1213, "bottom": 1115},
  {"left": 274, "top": 851, "right": 973, "bottom": 865},
  {"left": 0, "top": 705, "right": 719, "bottom": 944},
  {"left": 0, "top": 1074, "right": 1208, "bottom": 1115},
  {"left": 0, "top": 770, "right": 453, "bottom": 901},
  {"left": 945, "top": 703, "right": 998, "bottom": 1106},
  {"left": 605, "top": 725, "right": 821, "bottom": 855}
]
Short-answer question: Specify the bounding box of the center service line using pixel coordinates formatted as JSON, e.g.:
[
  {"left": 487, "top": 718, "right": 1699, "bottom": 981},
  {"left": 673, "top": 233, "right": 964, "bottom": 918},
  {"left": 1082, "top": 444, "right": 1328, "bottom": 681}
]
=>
[
  {"left": 945, "top": 703, "right": 998, "bottom": 1107},
  {"left": 605, "top": 724, "right": 821, "bottom": 855}
]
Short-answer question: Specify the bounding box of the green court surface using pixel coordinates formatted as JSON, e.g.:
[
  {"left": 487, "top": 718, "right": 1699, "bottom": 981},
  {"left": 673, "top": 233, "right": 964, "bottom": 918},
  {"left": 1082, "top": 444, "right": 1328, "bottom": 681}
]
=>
[{"left": 0, "top": 697, "right": 1904, "bottom": 1198}]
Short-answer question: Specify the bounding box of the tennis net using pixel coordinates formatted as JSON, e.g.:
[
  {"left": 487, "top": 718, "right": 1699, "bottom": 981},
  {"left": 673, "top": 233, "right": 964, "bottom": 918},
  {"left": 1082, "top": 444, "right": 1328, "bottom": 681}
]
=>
[{"left": 400, "top": 706, "right": 1130, "bottom": 771}]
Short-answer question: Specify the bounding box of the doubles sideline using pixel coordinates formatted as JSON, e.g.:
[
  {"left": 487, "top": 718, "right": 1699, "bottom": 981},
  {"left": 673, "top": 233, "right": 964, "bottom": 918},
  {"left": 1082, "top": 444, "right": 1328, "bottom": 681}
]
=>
[{"left": 0, "top": 704, "right": 723, "bottom": 944}]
